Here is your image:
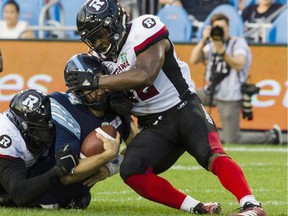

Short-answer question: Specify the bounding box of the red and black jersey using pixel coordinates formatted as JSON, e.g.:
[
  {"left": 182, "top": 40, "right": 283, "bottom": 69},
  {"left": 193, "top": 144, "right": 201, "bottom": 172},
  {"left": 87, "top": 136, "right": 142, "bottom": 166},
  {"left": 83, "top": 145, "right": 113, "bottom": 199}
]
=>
[{"left": 103, "top": 15, "right": 196, "bottom": 116}]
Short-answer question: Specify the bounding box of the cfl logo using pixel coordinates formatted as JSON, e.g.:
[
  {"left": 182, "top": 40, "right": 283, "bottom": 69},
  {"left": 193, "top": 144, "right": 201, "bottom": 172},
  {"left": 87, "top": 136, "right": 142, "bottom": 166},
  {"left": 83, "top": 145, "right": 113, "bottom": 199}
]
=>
[{"left": 22, "top": 94, "right": 40, "bottom": 110}]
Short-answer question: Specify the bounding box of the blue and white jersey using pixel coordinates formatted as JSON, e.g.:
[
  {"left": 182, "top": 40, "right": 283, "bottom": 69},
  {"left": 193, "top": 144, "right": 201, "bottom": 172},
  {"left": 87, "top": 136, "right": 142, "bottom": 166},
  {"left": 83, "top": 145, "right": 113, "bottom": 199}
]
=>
[
  {"left": 49, "top": 92, "right": 131, "bottom": 154},
  {"left": 102, "top": 14, "right": 196, "bottom": 116}
]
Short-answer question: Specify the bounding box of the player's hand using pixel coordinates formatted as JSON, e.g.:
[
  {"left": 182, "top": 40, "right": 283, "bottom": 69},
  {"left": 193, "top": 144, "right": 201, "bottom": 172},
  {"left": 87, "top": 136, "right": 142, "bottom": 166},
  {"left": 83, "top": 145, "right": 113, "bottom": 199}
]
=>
[
  {"left": 82, "top": 166, "right": 110, "bottom": 187},
  {"left": 109, "top": 91, "right": 133, "bottom": 115},
  {"left": 96, "top": 131, "right": 120, "bottom": 157},
  {"left": 65, "top": 71, "right": 99, "bottom": 91},
  {"left": 54, "top": 144, "right": 79, "bottom": 177}
]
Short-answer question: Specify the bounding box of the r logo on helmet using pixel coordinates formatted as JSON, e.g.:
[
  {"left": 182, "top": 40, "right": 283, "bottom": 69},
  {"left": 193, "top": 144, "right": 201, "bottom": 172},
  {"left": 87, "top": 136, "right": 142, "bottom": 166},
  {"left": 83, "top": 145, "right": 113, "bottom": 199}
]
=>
[
  {"left": 86, "top": 0, "right": 108, "bottom": 14},
  {"left": 20, "top": 92, "right": 42, "bottom": 111}
]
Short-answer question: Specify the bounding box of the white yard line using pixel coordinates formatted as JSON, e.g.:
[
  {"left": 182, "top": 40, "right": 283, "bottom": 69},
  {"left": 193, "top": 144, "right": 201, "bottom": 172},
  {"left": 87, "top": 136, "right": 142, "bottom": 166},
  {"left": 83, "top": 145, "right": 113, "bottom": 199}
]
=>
[{"left": 223, "top": 147, "right": 287, "bottom": 152}]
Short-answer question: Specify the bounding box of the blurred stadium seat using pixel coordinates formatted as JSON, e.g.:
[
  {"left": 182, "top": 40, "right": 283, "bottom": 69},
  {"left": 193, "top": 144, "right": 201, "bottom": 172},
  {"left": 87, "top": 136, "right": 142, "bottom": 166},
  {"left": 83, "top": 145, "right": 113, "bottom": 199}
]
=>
[
  {"left": 54, "top": 0, "right": 86, "bottom": 39},
  {"left": 245, "top": 0, "right": 287, "bottom": 7},
  {"left": 157, "top": 5, "right": 192, "bottom": 43},
  {"left": 196, "top": 4, "right": 244, "bottom": 41},
  {"left": 266, "top": 8, "right": 288, "bottom": 43},
  {"left": 230, "top": 0, "right": 239, "bottom": 10}
]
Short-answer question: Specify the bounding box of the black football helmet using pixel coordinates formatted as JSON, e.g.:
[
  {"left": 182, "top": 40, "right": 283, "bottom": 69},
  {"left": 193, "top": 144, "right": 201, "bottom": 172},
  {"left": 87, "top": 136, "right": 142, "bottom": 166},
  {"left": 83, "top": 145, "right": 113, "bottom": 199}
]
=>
[
  {"left": 7, "top": 89, "right": 55, "bottom": 158},
  {"left": 76, "top": 0, "right": 128, "bottom": 61},
  {"left": 64, "top": 53, "right": 109, "bottom": 111}
]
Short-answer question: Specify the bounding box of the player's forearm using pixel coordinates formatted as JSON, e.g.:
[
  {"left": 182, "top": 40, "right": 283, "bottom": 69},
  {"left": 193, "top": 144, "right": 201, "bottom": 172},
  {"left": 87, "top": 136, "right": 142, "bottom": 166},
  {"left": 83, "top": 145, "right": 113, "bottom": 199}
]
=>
[
  {"left": 3, "top": 165, "right": 59, "bottom": 206},
  {"left": 61, "top": 150, "right": 116, "bottom": 184},
  {"left": 98, "top": 68, "right": 150, "bottom": 90}
]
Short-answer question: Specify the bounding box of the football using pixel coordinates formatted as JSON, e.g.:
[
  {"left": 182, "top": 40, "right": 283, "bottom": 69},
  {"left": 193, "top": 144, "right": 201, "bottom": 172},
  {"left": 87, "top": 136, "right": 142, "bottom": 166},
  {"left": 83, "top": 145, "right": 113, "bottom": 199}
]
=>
[{"left": 80, "top": 125, "right": 117, "bottom": 159}]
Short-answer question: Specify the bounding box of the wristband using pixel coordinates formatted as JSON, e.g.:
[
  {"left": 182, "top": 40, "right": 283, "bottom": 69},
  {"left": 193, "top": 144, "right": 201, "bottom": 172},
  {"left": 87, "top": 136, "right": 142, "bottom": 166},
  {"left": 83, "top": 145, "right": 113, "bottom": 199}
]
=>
[
  {"left": 92, "top": 76, "right": 99, "bottom": 89},
  {"left": 105, "top": 154, "right": 124, "bottom": 176}
]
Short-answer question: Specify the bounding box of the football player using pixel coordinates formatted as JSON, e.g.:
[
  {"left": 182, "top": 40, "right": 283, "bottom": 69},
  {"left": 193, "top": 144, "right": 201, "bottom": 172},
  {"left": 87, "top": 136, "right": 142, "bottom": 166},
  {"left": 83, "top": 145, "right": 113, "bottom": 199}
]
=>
[
  {"left": 0, "top": 89, "right": 78, "bottom": 207},
  {"left": 65, "top": 0, "right": 267, "bottom": 215},
  {"left": 38, "top": 53, "right": 138, "bottom": 208}
]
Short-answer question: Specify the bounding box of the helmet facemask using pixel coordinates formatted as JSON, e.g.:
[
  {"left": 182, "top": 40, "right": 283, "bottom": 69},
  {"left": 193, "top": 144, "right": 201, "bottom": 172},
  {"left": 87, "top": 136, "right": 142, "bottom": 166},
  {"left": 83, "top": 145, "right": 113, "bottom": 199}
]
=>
[
  {"left": 77, "top": 0, "right": 128, "bottom": 61},
  {"left": 64, "top": 53, "right": 110, "bottom": 111},
  {"left": 75, "top": 89, "right": 110, "bottom": 112}
]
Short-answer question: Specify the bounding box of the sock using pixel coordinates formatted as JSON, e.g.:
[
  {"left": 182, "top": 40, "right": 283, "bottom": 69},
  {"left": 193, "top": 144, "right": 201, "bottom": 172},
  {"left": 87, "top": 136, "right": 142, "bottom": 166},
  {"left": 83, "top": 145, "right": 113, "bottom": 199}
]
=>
[
  {"left": 180, "top": 195, "right": 201, "bottom": 212},
  {"left": 240, "top": 195, "right": 260, "bottom": 207},
  {"left": 211, "top": 156, "right": 252, "bottom": 203},
  {"left": 125, "top": 169, "right": 188, "bottom": 209}
]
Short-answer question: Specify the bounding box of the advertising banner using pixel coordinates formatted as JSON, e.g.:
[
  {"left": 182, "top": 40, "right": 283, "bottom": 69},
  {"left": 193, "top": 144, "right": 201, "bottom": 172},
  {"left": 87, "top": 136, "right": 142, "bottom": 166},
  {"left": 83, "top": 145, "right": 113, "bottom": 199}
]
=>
[{"left": 0, "top": 41, "right": 286, "bottom": 131}]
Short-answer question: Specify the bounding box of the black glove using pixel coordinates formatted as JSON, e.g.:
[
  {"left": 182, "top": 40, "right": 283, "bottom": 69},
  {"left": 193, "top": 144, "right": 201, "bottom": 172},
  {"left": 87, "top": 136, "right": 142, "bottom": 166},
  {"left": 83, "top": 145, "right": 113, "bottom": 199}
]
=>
[
  {"left": 65, "top": 71, "right": 99, "bottom": 92},
  {"left": 54, "top": 144, "right": 78, "bottom": 177},
  {"left": 109, "top": 91, "right": 133, "bottom": 115}
]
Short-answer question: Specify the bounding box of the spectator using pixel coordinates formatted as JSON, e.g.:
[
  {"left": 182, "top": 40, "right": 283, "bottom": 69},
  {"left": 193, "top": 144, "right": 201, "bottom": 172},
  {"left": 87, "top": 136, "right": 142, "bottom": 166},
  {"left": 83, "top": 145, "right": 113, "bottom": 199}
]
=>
[
  {"left": 0, "top": 49, "right": 3, "bottom": 72},
  {"left": 242, "top": 0, "right": 283, "bottom": 23},
  {"left": 190, "top": 13, "right": 283, "bottom": 145},
  {"left": 71, "top": 1, "right": 268, "bottom": 215},
  {"left": 177, "top": 0, "right": 231, "bottom": 22},
  {"left": 0, "top": 0, "right": 35, "bottom": 39}
]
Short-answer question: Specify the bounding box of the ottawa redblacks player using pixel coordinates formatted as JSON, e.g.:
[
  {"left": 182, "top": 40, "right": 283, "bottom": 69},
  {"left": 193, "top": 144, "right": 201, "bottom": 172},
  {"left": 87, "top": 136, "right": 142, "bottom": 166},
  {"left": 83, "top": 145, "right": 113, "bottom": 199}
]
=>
[
  {"left": 65, "top": 0, "right": 267, "bottom": 215},
  {"left": 0, "top": 89, "right": 78, "bottom": 207}
]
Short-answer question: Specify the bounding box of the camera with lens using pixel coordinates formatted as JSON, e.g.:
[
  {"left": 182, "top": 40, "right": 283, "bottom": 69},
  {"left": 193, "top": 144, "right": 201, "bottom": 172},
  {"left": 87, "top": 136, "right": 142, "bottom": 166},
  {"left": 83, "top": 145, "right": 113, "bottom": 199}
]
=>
[
  {"left": 240, "top": 83, "right": 261, "bottom": 121},
  {"left": 210, "top": 26, "right": 224, "bottom": 41}
]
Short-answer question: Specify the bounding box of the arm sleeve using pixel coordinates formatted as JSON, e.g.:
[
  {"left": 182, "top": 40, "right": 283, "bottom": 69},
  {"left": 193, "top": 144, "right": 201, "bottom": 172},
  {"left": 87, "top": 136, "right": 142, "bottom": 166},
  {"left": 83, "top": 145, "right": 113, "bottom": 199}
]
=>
[{"left": 0, "top": 158, "right": 59, "bottom": 206}]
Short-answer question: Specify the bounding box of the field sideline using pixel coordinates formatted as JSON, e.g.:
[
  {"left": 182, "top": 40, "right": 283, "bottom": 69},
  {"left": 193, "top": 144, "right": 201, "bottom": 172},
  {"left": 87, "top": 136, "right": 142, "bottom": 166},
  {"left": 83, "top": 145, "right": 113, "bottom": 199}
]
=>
[{"left": 1, "top": 144, "right": 287, "bottom": 216}]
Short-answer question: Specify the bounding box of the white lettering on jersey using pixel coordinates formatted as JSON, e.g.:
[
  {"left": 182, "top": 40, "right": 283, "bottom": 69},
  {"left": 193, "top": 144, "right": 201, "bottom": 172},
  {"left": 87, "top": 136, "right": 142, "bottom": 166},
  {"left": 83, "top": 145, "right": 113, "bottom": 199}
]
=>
[
  {"left": 201, "top": 104, "right": 213, "bottom": 125},
  {"left": 22, "top": 94, "right": 39, "bottom": 109}
]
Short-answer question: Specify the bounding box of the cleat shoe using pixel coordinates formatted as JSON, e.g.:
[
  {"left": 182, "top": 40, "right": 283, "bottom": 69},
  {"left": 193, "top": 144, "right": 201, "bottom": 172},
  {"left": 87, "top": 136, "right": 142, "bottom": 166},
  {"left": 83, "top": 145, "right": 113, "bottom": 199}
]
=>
[
  {"left": 192, "top": 202, "right": 221, "bottom": 214},
  {"left": 231, "top": 202, "right": 266, "bottom": 216},
  {"left": 65, "top": 191, "right": 91, "bottom": 210}
]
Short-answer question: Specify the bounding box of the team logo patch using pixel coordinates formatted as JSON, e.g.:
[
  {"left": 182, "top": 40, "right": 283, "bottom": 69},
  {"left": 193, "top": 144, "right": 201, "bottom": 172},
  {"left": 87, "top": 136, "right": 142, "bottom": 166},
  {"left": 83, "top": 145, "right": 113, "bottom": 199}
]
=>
[
  {"left": 86, "top": 0, "right": 108, "bottom": 14},
  {"left": 20, "top": 91, "right": 42, "bottom": 111},
  {"left": 142, "top": 17, "right": 156, "bottom": 29},
  {"left": 0, "top": 135, "right": 12, "bottom": 148},
  {"left": 120, "top": 52, "right": 127, "bottom": 62}
]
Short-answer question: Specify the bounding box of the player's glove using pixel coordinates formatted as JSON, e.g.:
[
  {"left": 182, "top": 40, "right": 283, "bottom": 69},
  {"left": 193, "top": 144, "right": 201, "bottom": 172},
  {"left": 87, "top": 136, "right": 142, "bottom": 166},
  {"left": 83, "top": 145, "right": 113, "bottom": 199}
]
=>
[
  {"left": 53, "top": 144, "right": 78, "bottom": 177},
  {"left": 109, "top": 91, "right": 133, "bottom": 115},
  {"left": 65, "top": 71, "right": 99, "bottom": 92}
]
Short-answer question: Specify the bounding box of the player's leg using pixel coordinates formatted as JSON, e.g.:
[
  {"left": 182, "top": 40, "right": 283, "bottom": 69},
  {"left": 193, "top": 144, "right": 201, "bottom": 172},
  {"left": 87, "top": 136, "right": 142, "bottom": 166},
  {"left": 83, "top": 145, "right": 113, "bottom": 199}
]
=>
[
  {"left": 182, "top": 95, "right": 266, "bottom": 215},
  {"left": 121, "top": 110, "right": 220, "bottom": 214}
]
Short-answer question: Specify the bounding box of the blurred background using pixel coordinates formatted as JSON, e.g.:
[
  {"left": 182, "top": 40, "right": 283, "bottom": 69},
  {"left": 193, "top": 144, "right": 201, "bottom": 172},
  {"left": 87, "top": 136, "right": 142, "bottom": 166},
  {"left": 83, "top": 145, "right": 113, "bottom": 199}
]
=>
[{"left": 0, "top": 0, "right": 287, "bottom": 140}]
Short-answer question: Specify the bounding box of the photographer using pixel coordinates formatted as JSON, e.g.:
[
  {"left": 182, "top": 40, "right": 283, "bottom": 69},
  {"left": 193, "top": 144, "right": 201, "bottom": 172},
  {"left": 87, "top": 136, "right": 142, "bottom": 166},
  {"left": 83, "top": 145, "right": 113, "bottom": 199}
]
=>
[{"left": 190, "top": 13, "right": 282, "bottom": 144}]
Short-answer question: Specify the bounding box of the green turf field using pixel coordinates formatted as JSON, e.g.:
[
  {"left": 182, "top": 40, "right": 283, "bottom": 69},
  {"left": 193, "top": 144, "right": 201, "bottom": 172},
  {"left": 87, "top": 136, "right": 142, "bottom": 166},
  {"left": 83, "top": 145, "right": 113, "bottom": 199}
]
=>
[{"left": 1, "top": 144, "right": 287, "bottom": 216}]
